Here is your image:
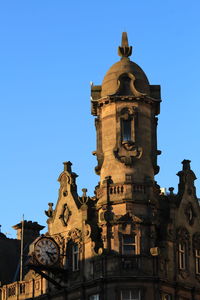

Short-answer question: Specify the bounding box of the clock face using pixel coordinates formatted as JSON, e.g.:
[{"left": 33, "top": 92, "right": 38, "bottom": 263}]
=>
[{"left": 34, "top": 237, "right": 59, "bottom": 266}]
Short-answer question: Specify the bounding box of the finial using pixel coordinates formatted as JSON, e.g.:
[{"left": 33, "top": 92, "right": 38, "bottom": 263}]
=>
[
  {"left": 78, "top": 188, "right": 89, "bottom": 205},
  {"left": 182, "top": 159, "right": 191, "bottom": 171},
  {"left": 82, "top": 188, "right": 87, "bottom": 197},
  {"left": 118, "top": 32, "right": 132, "bottom": 58},
  {"left": 169, "top": 187, "right": 174, "bottom": 195},
  {"left": 63, "top": 161, "right": 72, "bottom": 173}
]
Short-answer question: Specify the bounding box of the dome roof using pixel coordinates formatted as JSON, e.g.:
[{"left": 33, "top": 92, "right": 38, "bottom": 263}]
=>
[{"left": 101, "top": 33, "right": 150, "bottom": 97}]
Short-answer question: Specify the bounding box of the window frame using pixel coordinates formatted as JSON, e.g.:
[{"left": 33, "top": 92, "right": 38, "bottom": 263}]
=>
[
  {"left": 88, "top": 294, "right": 100, "bottom": 300},
  {"left": 120, "top": 288, "right": 141, "bottom": 300},
  {"left": 178, "top": 242, "right": 186, "bottom": 270},
  {"left": 122, "top": 232, "right": 140, "bottom": 255},
  {"left": 195, "top": 249, "right": 200, "bottom": 275},
  {"left": 72, "top": 243, "right": 79, "bottom": 271},
  {"left": 121, "top": 118, "right": 132, "bottom": 142}
]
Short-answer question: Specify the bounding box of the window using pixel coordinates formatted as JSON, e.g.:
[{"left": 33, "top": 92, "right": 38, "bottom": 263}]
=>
[
  {"left": 89, "top": 294, "right": 99, "bottom": 300},
  {"left": 121, "top": 119, "right": 131, "bottom": 142},
  {"left": 195, "top": 249, "right": 200, "bottom": 274},
  {"left": 178, "top": 243, "right": 186, "bottom": 269},
  {"left": 72, "top": 243, "right": 79, "bottom": 271},
  {"left": 120, "top": 289, "right": 141, "bottom": 300},
  {"left": 122, "top": 234, "right": 140, "bottom": 255}
]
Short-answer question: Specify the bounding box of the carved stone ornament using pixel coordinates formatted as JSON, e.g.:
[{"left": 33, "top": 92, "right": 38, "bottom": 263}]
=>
[
  {"left": 78, "top": 188, "right": 89, "bottom": 205},
  {"left": 84, "top": 223, "right": 92, "bottom": 241},
  {"left": 67, "top": 228, "right": 82, "bottom": 242},
  {"left": 54, "top": 234, "right": 65, "bottom": 263},
  {"left": 45, "top": 202, "right": 54, "bottom": 218},
  {"left": 114, "top": 106, "right": 143, "bottom": 166},
  {"left": 176, "top": 227, "right": 190, "bottom": 241},
  {"left": 59, "top": 204, "right": 71, "bottom": 226},
  {"left": 60, "top": 174, "right": 70, "bottom": 188},
  {"left": 114, "top": 146, "right": 143, "bottom": 166},
  {"left": 176, "top": 227, "right": 190, "bottom": 254},
  {"left": 179, "top": 269, "right": 189, "bottom": 279},
  {"left": 185, "top": 202, "right": 196, "bottom": 226}
]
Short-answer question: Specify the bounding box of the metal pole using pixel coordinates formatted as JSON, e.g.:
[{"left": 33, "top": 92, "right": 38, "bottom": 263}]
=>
[{"left": 20, "top": 215, "right": 24, "bottom": 281}]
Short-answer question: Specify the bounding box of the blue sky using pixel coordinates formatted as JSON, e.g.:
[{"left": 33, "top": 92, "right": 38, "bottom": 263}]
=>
[{"left": 0, "top": 0, "right": 200, "bottom": 237}]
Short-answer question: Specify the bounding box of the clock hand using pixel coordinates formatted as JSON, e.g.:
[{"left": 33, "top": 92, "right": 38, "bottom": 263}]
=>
[{"left": 46, "top": 251, "right": 55, "bottom": 262}]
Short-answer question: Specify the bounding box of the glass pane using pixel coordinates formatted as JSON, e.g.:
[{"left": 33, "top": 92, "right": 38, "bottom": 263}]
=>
[
  {"left": 73, "top": 244, "right": 78, "bottom": 253},
  {"left": 123, "top": 245, "right": 135, "bottom": 255},
  {"left": 123, "top": 235, "right": 135, "bottom": 244},
  {"left": 121, "top": 289, "right": 140, "bottom": 300},
  {"left": 121, "top": 290, "right": 129, "bottom": 298},
  {"left": 131, "top": 289, "right": 140, "bottom": 298},
  {"left": 89, "top": 294, "right": 99, "bottom": 300},
  {"left": 122, "top": 119, "right": 131, "bottom": 141}
]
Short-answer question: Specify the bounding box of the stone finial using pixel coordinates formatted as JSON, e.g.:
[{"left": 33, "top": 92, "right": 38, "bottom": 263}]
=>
[
  {"left": 182, "top": 159, "right": 191, "bottom": 171},
  {"left": 169, "top": 187, "right": 174, "bottom": 195},
  {"left": 63, "top": 161, "right": 72, "bottom": 173},
  {"left": 82, "top": 188, "right": 87, "bottom": 197},
  {"left": 78, "top": 188, "right": 89, "bottom": 205},
  {"left": 45, "top": 203, "right": 54, "bottom": 218},
  {"left": 118, "top": 32, "right": 132, "bottom": 58}
]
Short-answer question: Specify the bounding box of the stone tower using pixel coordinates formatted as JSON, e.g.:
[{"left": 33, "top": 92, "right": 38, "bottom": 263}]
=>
[{"left": 91, "top": 32, "right": 161, "bottom": 254}]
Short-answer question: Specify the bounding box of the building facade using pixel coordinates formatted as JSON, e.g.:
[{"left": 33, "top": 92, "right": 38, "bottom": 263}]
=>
[{"left": 1, "top": 33, "right": 200, "bottom": 300}]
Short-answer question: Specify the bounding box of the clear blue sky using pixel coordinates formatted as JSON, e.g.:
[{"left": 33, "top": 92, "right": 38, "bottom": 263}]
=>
[{"left": 0, "top": 0, "right": 200, "bottom": 237}]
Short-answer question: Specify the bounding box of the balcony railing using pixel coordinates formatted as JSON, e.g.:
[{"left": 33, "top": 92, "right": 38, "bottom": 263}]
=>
[{"left": 0, "top": 277, "right": 45, "bottom": 300}]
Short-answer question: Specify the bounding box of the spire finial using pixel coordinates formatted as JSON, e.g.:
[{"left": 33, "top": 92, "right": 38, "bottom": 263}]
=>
[{"left": 118, "top": 32, "right": 132, "bottom": 58}]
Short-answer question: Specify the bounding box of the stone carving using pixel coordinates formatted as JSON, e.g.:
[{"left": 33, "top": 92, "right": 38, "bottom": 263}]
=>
[
  {"left": 54, "top": 234, "right": 65, "bottom": 263},
  {"left": 59, "top": 204, "right": 71, "bottom": 226},
  {"left": 45, "top": 203, "right": 54, "bottom": 218},
  {"left": 78, "top": 188, "right": 89, "bottom": 205},
  {"left": 185, "top": 202, "right": 196, "bottom": 226},
  {"left": 176, "top": 227, "right": 189, "bottom": 241},
  {"left": 118, "top": 32, "right": 132, "bottom": 58},
  {"left": 114, "top": 106, "right": 143, "bottom": 166},
  {"left": 67, "top": 228, "right": 82, "bottom": 242}
]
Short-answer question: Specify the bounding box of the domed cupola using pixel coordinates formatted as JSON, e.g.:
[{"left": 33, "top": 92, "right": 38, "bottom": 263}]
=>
[
  {"left": 91, "top": 32, "right": 161, "bottom": 191},
  {"left": 101, "top": 32, "right": 150, "bottom": 97}
]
